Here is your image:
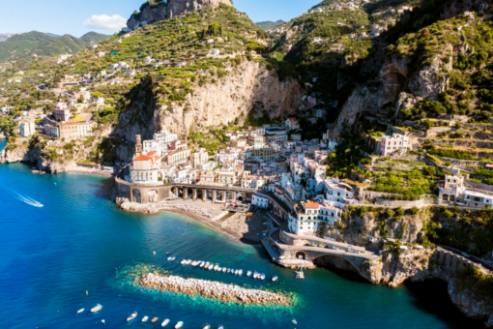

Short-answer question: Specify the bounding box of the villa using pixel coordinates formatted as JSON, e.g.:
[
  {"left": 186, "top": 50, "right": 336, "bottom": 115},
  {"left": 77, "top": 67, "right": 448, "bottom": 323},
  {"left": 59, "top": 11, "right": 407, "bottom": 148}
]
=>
[
  {"left": 438, "top": 169, "right": 493, "bottom": 208},
  {"left": 288, "top": 200, "right": 342, "bottom": 235},
  {"left": 376, "top": 132, "right": 412, "bottom": 156}
]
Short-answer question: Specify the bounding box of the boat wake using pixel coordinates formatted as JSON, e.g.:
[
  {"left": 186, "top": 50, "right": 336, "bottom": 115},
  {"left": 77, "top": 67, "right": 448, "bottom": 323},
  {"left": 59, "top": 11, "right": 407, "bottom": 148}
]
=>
[{"left": 15, "top": 193, "right": 44, "bottom": 208}]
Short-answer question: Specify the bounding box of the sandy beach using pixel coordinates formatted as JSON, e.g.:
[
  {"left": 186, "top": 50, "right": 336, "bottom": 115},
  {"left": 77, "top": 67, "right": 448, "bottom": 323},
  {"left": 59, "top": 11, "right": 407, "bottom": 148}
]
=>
[{"left": 118, "top": 199, "right": 266, "bottom": 244}]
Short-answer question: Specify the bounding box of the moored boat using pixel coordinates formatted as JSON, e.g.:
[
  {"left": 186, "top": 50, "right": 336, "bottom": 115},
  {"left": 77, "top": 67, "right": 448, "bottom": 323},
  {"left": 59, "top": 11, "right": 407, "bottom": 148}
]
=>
[
  {"left": 202, "top": 325, "right": 211, "bottom": 329},
  {"left": 152, "top": 316, "right": 160, "bottom": 324},
  {"left": 126, "top": 311, "right": 138, "bottom": 322},
  {"left": 142, "top": 315, "right": 149, "bottom": 322},
  {"left": 161, "top": 318, "right": 170, "bottom": 327},
  {"left": 90, "top": 304, "right": 103, "bottom": 314},
  {"left": 175, "top": 320, "right": 184, "bottom": 329}
]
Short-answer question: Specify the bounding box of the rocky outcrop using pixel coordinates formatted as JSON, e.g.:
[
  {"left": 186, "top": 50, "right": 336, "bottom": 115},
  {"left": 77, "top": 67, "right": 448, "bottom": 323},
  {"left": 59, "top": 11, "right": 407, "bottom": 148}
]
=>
[
  {"left": 138, "top": 271, "right": 292, "bottom": 306},
  {"left": 127, "top": 0, "right": 232, "bottom": 30}
]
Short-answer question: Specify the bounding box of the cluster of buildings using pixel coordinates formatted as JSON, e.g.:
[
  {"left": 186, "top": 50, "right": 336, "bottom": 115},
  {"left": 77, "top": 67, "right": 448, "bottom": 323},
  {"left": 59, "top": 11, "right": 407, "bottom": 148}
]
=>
[
  {"left": 127, "top": 118, "right": 357, "bottom": 236},
  {"left": 439, "top": 168, "right": 493, "bottom": 208}
]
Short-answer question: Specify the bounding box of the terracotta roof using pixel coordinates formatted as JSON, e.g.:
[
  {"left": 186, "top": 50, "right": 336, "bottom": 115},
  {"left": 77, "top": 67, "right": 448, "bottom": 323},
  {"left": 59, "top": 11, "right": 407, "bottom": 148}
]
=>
[
  {"left": 134, "top": 154, "right": 151, "bottom": 161},
  {"left": 304, "top": 200, "right": 321, "bottom": 209}
]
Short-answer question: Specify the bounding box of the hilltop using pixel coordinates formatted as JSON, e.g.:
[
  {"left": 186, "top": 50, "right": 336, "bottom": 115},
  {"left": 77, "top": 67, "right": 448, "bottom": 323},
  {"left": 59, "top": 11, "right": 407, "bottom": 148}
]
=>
[{"left": 0, "top": 31, "right": 109, "bottom": 62}]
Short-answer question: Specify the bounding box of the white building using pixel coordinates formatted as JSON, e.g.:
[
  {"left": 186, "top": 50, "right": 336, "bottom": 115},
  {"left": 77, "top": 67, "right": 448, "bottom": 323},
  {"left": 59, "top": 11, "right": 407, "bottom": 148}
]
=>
[
  {"left": 439, "top": 169, "right": 493, "bottom": 208},
  {"left": 322, "top": 179, "right": 354, "bottom": 206},
  {"left": 376, "top": 132, "right": 412, "bottom": 156},
  {"left": 192, "top": 148, "right": 209, "bottom": 169},
  {"left": 252, "top": 193, "right": 270, "bottom": 209},
  {"left": 19, "top": 118, "right": 36, "bottom": 137},
  {"left": 130, "top": 153, "right": 161, "bottom": 185},
  {"left": 288, "top": 200, "right": 341, "bottom": 235},
  {"left": 53, "top": 102, "right": 71, "bottom": 122}
]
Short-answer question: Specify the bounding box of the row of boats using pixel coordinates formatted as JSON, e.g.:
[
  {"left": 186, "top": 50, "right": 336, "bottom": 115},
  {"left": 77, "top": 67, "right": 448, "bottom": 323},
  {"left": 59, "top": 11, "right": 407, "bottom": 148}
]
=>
[
  {"left": 168, "top": 257, "right": 279, "bottom": 283},
  {"left": 77, "top": 306, "right": 224, "bottom": 328},
  {"left": 126, "top": 312, "right": 224, "bottom": 329}
]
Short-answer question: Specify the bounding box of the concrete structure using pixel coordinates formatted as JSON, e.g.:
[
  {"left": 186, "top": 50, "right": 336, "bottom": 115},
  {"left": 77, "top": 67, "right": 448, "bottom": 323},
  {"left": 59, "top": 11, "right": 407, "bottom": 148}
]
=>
[
  {"left": 19, "top": 118, "right": 36, "bottom": 137},
  {"left": 376, "top": 132, "right": 412, "bottom": 156},
  {"left": 58, "top": 118, "right": 93, "bottom": 140},
  {"left": 130, "top": 151, "right": 162, "bottom": 185}
]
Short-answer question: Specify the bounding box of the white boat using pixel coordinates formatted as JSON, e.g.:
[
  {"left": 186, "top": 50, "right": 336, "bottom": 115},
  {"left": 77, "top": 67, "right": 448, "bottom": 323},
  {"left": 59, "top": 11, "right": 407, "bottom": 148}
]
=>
[
  {"left": 203, "top": 325, "right": 211, "bottom": 329},
  {"left": 90, "top": 304, "right": 103, "bottom": 314},
  {"left": 295, "top": 270, "right": 304, "bottom": 280},
  {"left": 175, "top": 321, "right": 184, "bottom": 329},
  {"left": 76, "top": 308, "right": 85, "bottom": 314},
  {"left": 142, "top": 315, "right": 149, "bottom": 323},
  {"left": 152, "top": 317, "right": 160, "bottom": 324},
  {"left": 292, "top": 319, "right": 298, "bottom": 325},
  {"left": 126, "top": 312, "right": 138, "bottom": 322},
  {"left": 161, "top": 319, "right": 171, "bottom": 327},
  {"left": 218, "top": 326, "right": 224, "bottom": 329},
  {"left": 101, "top": 319, "right": 106, "bottom": 325},
  {"left": 272, "top": 276, "right": 279, "bottom": 282}
]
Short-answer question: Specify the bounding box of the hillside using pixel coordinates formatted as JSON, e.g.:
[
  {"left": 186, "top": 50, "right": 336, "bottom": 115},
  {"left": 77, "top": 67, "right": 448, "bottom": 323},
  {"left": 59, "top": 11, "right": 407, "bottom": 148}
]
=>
[
  {"left": 256, "top": 20, "right": 286, "bottom": 31},
  {"left": 0, "top": 31, "right": 109, "bottom": 62}
]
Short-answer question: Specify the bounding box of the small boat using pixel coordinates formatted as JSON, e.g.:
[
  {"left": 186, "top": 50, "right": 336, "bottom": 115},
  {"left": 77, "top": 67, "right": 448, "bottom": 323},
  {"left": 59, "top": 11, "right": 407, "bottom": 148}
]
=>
[
  {"left": 142, "top": 315, "right": 149, "bottom": 323},
  {"left": 218, "top": 326, "right": 224, "bottom": 329},
  {"left": 76, "top": 308, "right": 85, "bottom": 314},
  {"left": 153, "top": 250, "right": 157, "bottom": 256},
  {"left": 292, "top": 319, "right": 298, "bottom": 325},
  {"left": 272, "top": 276, "right": 279, "bottom": 282},
  {"left": 101, "top": 319, "right": 106, "bottom": 325},
  {"left": 90, "top": 304, "right": 103, "bottom": 314},
  {"left": 126, "top": 312, "right": 138, "bottom": 322},
  {"left": 295, "top": 270, "right": 304, "bottom": 280},
  {"left": 152, "top": 317, "right": 159, "bottom": 324},
  {"left": 203, "top": 325, "right": 211, "bottom": 329},
  {"left": 175, "top": 321, "right": 184, "bottom": 329},
  {"left": 161, "top": 319, "right": 170, "bottom": 327}
]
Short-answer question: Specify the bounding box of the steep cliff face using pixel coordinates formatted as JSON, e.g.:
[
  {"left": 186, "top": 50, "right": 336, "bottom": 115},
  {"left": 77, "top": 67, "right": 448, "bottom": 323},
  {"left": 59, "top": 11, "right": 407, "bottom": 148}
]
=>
[
  {"left": 331, "top": 0, "right": 492, "bottom": 136},
  {"left": 127, "top": 0, "right": 232, "bottom": 30},
  {"left": 110, "top": 61, "right": 302, "bottom": 165},
  {"left": 157, "top": 61, "right": 301, "bottom": 135},
  {"left": 332, "top": 206, "right": 493, "bottom": 327}
]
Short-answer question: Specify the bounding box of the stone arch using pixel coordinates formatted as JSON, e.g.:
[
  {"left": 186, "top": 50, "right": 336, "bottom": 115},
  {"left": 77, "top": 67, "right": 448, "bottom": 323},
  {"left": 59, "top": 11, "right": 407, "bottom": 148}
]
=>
[{"left": 296, "top": 252, "right": 306, "bottom": 260}]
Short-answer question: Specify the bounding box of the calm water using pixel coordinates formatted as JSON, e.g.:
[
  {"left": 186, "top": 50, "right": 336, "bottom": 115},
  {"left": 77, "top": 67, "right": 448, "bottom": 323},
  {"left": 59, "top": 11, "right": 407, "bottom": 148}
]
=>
[{"left": 0, "top": 159, "right": 459, "bottom": 328}]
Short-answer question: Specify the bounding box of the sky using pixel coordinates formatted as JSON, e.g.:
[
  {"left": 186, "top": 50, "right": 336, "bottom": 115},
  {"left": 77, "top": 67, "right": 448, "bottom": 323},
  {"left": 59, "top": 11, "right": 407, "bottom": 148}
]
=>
[{"left": 0, "top": 0, "right": 320, "bottom": 37}]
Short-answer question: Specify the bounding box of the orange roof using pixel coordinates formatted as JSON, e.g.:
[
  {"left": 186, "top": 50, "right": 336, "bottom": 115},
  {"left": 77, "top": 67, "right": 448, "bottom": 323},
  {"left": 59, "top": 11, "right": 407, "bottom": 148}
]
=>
[
  {"left": 304, "top": 200, "right": 321, "bottom": 209},
  {"left": 134, "top": 154, "right": 151, "bottom": 161},
  {"left": 148, "top": 151, "right": 157, "bottom": 156}
]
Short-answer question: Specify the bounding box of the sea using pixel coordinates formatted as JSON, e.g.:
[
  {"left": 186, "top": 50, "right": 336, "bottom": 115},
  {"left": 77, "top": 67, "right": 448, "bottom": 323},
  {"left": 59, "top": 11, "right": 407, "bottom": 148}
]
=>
[{"left": 0, "top": 140, "right": 476, "bottom": 329}]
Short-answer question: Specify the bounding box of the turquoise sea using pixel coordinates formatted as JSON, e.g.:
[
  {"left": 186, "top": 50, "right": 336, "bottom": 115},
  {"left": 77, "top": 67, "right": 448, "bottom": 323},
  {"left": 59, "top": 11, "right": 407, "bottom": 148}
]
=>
[{"left": 0, "top": 140, "right": 476, "bottom": 329}]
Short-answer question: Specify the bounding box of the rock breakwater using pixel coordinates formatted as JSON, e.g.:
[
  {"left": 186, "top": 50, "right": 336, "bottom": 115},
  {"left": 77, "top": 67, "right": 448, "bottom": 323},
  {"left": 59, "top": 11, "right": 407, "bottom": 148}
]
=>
[{"left": 137, "top": 271, "right": 292, "bottom": 306}]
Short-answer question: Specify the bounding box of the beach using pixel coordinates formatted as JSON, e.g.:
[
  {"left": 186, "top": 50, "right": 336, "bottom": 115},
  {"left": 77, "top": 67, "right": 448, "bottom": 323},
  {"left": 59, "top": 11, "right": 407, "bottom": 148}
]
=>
[{"left": 118, "top": 198, "right": 266, "bottom": 244}]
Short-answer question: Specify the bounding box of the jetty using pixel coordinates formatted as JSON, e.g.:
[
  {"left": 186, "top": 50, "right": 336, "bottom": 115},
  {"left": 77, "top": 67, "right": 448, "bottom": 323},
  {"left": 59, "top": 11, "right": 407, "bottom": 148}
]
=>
[{"left": 137, "top": 272, "right": 291, "bottom": 306}]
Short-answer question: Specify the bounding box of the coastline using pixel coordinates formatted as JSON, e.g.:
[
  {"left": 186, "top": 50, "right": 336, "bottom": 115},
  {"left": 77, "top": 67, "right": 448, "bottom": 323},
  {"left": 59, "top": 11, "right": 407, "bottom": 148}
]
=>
[{"left": 117, "top": 199, "right": 265, "bottom": 245}]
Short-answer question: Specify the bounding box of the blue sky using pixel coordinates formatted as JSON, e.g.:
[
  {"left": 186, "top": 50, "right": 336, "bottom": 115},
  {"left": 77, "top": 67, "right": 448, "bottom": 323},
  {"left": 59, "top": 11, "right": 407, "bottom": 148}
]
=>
[{"left": 0, "top": 0, "right": 320, "bottom": 37}]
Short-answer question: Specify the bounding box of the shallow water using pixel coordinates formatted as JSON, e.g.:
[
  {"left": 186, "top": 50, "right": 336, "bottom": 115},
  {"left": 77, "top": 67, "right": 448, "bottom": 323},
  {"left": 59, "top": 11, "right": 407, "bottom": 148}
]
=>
[{"left": 0, "top": 162, "right": 461, "bottom": 329}]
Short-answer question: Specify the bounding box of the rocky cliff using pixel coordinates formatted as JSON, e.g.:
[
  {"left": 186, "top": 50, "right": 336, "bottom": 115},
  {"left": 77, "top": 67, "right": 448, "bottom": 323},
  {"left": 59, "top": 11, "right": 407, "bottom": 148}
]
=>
[
  {"left": 127, "top": 0, "right": 232, "bottom": 30},
  {"left": 321, "top": 206, "right": 493, "bottom": 327},
  {"left": 110, "top": 60, "right": 301, "bottom": 165}
]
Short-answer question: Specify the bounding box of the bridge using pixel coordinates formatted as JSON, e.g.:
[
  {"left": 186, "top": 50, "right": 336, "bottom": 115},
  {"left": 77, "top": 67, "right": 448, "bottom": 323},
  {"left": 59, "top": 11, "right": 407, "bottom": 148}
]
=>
[
  {"left": 114, "top": 177, "right": 255, "bottom": 204},
  {"left": 262, "top": 228, "right": 378, "bottom": 270}
]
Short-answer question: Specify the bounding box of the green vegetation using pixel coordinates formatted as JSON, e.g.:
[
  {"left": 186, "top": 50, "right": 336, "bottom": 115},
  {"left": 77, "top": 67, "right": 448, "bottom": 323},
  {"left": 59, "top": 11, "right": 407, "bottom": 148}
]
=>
[
  {"left": 0, "top": 31, "right": 108, "bottom": 62},
  {"left": 426, "top": 207, "right": 493, "bottom": 257},
  {"left": 189, "top": 124, "right": 241, "bottom": 155},
  {"left": 394, "top": 17, "right": 493, "bottom": 122},
  {"left": 368, "top": 159, "right": 440, "bottom": 200},
  {"left": 470, "top": 168, "right": 493, "bottom": 185}
]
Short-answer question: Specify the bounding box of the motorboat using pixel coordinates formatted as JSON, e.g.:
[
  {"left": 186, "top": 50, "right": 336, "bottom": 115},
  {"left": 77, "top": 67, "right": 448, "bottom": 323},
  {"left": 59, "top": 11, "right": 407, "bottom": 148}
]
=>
[
  {"left": 90, "top": 304, "right": 103, "bottom": 314},
  {"left": 272, "top": 276, "right": 279, "bottom": 282},
  {"left": 161, "top": 319, "right": 171, "bottom": 327},
  {"left": 175, "top": 321, "right": 184, "bottom": 329},
  {"left": 126, "top": 312, "right": 138, "bottom": 322},
  {"left": 142, "top": 315, "right": 149, "bottom": 323},
  {"left": 152, "top": 317, "right": 160, "bottom": 324},
  {"left": 203, "top": 325, "right": 211, "bottom": 329},
  {"left": 76, "top": 308, "right": 85, "bottom": 314}
]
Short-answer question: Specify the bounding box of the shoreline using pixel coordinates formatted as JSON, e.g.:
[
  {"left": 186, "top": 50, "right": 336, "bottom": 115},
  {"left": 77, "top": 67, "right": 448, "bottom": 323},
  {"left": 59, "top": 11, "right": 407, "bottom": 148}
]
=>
[{"left": 117, "top": 199, "right": 265, "bottom": 245}]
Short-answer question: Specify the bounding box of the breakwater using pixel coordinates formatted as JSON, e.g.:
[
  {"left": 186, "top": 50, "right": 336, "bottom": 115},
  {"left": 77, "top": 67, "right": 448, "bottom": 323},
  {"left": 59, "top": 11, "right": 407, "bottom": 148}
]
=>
[{"left": 137, "top": 271, "right": 292, "bottom": 306}]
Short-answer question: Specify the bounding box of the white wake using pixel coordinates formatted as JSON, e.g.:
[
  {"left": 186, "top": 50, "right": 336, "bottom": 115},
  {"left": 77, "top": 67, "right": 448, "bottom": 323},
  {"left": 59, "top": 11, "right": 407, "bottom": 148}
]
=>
[{"left": 15, "top": 193, "right": 44, "bottom": 208}]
